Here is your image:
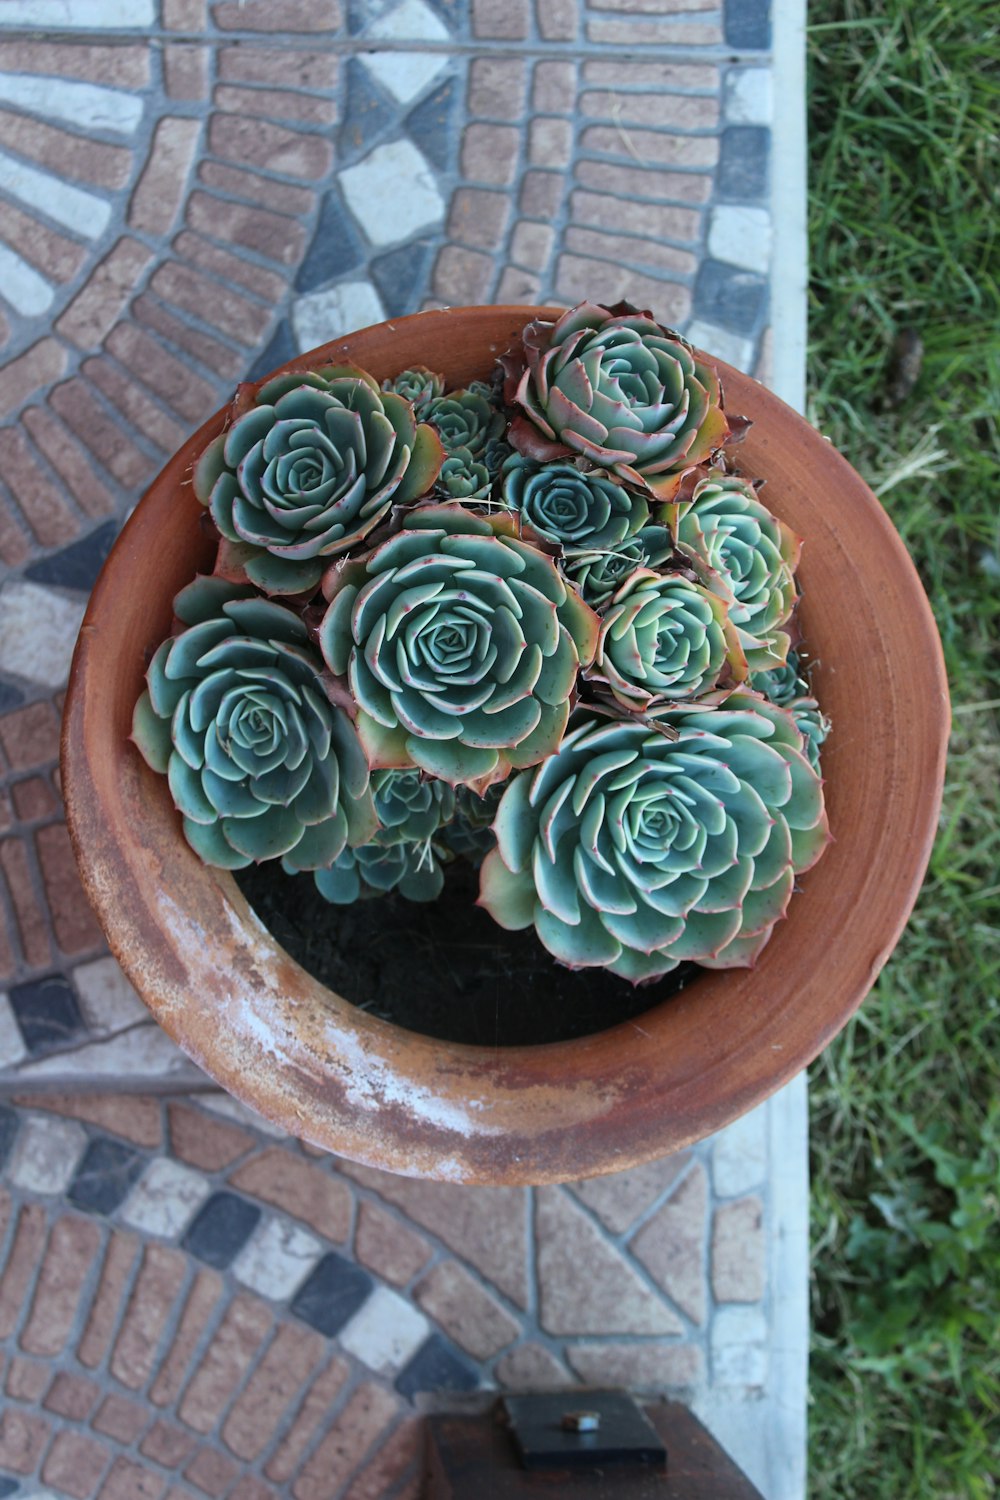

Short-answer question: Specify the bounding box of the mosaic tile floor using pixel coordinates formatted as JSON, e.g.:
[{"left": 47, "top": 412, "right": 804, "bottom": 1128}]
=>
[{"left": 0, "top": 2, "right": 808, "bottom": 1496}]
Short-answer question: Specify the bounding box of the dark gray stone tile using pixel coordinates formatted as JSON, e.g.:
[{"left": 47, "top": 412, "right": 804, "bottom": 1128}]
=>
[
  {"left": 695, "top": 260, "right": 769, "bottom": 335},
  {"left": 717, "top": 127, "right": 770, "bottom": 202},
  {"left": 725, "top": 0, "right": 771, "bottom": 50},
  {"left": 406, "top": 75, "right": 458, "bottom": 174},
  {"left": 295, "top": 191, "right": 366, "bottom": 294},
  {"left": 183, "top": 1191, "right": 262, "bottom": 1268},
  {"left": 0, "top": 1106, "right": 18, "bottom": 1170},
  {"left": 339, "top": 57, "right": 396, "bottom": 161},
  {"left": 370, "top": 239, "right": 435, "bottom": 317},
  {"left": 0, "top": 681, "right": 25, "bottom": 714},
  {"left": 291, "top": 1252, "right": 373, "bottom": 1336},
  {"left": 25, "top": 519, "right": 120, "bottom": 594},
  {"left": 68, "top": 1136, "right": 146, "bottom": 1216},
  {"left": 8, "top": 975, "right": 85, "bottom": 1054},
  {"left": 247, "top": 320, "right": 298, "bottom": 382},
  {"left": 395, "top": 1333, "right": 479, "bottom": 1397}
]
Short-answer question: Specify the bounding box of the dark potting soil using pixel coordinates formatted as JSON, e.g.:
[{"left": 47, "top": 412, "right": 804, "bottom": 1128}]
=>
[{"left": 234, "top": 860, "right": 697, "bottom": 1046}]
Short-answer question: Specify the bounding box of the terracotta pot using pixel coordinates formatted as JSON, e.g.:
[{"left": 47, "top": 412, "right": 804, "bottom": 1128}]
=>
[{"left": 61, "top": 307, "right": 949, "bottom": 1186}]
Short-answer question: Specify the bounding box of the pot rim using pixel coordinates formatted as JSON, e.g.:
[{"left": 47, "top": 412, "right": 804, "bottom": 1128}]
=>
[{"left": 61, "top": 305, "right": 950, "bottom": 1185}]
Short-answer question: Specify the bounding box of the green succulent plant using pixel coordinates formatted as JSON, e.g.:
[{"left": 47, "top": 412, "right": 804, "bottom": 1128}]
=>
[
  {"left": 749, "top": 654, "right": 804, "bottom": 707},
  {"left": 589, "top": 567, "right": 747, "bottom": 710},
  {"left": 789, "top": 697, "right": 830, "bottom": 772},
  {"left": 499, "top": 453, "right": 649, "bottom": 551},
  {"left": 561, "top": 523, "right": 675, "bottom": 610},
  {"left": 501, "top": 301, "right": 735, "bottom": 500},
  {"left": 479, "top": 695, "right": 830, "bottom": 983},
  {"left": 192, "top": 365, "right": 444, "bottom": 597},
  {"left": 381, "top": 365, "right": 445, "bottom": 412},
  {"left": 131, "top": 577, "right": 377, "bottom": 870},
  {"left": 442, "top": 781, "right": 505, "bottom": 864},
  {"left": 424, "top": 385, "right": 506, "bottom": 459},
  {"left": 318, "top": 502, "right": 599, "bottom": 791},
  {"left": 370, "top": 767, "right": 456, "bottom": 844},
  {"left": 434, "top": 445, "right": 493, "bottom": 503},
  {"left": 313, "top": 836, "right": 447, "bottom": 904},
  {"left": 669, "top": 469, "right": 800, "bottom": 672}
]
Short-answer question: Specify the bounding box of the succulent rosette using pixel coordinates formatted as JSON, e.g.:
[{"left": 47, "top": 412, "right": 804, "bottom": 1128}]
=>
[
  {"left": 381, "top": 365, "right": 445, "bottom": 412},
  {"left": 443, "top": 782, "right": 505, "bottom": 864},
  {"left": 789, "top": 697, "right": 830, "bottom": 772},
  {"left": 589, "top": 568, "right": 747, "bottom": 710},
  {"left": 193, "top": 365, "right": 444, "bottom": 597},
  {"left": 749, "top": 654, "right": 803, "bottom": 707},
  {"left": 669, "top": 470, "right": 800, "bottom": 671},
  {"left": 319, "top": 503, "right": 599, "bottom": 790},
  {"left": 370, "top": 767, "right": 456, "bottom": 844},
  {"left": 313, "top": 837, "right": 447, "bottom": 904},
  {"left": 499, "top": 453, "right": 649, "bottom": 551},
  {"left": 434, "top": 446, "right": 493, "bottom": 503},
  {"left": 131, "top": 577, "right": 377, "bottom": 870},
  {"left": 424, "top": 385, "right": 505, "bottom": 459},
  {"left": 562, "top": 523, "right": 675, "bottom": 610},
  {"left": 479, "top": 695, "right": 830, "bottom": 983},
  {"left": 501, "top": 301, "right": 733, "bottom": 500}
]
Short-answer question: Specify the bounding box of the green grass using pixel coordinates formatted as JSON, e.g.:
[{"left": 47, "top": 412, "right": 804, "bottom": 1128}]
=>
[{"left": 806, "top": 0, "right": 1000, "bottom": 1491}]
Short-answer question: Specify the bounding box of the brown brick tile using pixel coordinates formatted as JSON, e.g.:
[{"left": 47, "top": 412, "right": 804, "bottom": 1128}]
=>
[
  {"left": 588, "top": 17, "right": 722, "bottom": 44},
  {"left": 712, "top": 1196, "right": 765, "bottom": 1303},
  {"left": 555, "top": 256, "right": 692, "bottom": 325},
  {"left": 214, "top": 83, "right": 337, "bottom": 126},
  {"left": 43, "top": 1430, "right": 111, "bottom": 1499},
  {"left": 105, "top": 324, "right": 218, "bottom": 426},
  {"left": 582, "top": 59, "right": 719, "bottom": 91},
  {"left": 185, "top": 189, "right": 306, "bottom": 267},
  {"left": 536, "top": 0, "right": 576, "bottom": 40},
  {"left": 293, "top": 1383, "right": 400, "bottom": 1500},
  {"left": 149, "top": 1266, "right": 223, "bottom": 1408},
  {"left": 15, "top": 1094, "right": 161, "bottom": 1148},
  {"left": 570, "top": 1153, "right": 691, "bottom": 1236},
  {"left": 44, "top": 1370, "right": 99, "bottom": 1421},
  {"left": 532, "top": 61, "right": 576, "bottom": 114},
  {"left": 570, "top": 188, "right": 700, "bottom": 246},
  {"left": 495, "top": 258, "right": 540, "bottom": 298},
  {"left": 132, "top": 295, "right": 243, "bottom": 382},
  {"left": 0, "top": 1410, "right": 49, "bottom": 1475},
  {"left": 49, "top": 378, "right": 156, "bottom": 490},
  {"left": 432, "top": 245, "right": 494, "bottom": 304},
  {"left": 11, "top": 776, "right": 57, "bottom": 822},
  {"left": 471, "top": 0, "right": 529, "bottom": 39},
  {"left": 94, "top": 1392, "right": 149, "bottom": 1443},
  {"left": 174, "top": 229, "right": 286, "bottom": 304},
  {"left": 111, "top": 1245, "right": 188, "bottom": 1390},
  {"left": 600, "top": 0, "right": 718, "bottom": 8},
  {"left": 140, "top": 1420, "right": 197, "bottom": 1470},
  {"left": 415, "top": 1261, "right": 520, "bottom": 1359},
  {"left": 222, "top": 1322, "right": 324, "bottom": 1460},
  {"left": 495, "top": 1342, "right": 572, "bottom": 1390},
  {"left": 230, "top": 1480, "right": 275, "bottom": 1500},
  {"left": 0, "top": 838, "right": 50, "bottom": 969},
  {"left": 99, "top": 1457, "right": 167, "bottom": 1500},
  {"left": 129, "top": 118, "right": 202, "bottom": 236},
  {"left": 574, "top": 159, "right": 713, "bottom": 207},
  {"left": 5, "top": 1354, "right": 48, "bottom": 1401},
  {"left": 581, "top": 89, "right": 719, "bottom": 131},
  {"left": 519, "top": 171, "right": 563, "bottom": 218},
  {"left": 581, "top": 126, "right": 719, "bottom": 170},
  {"left": 20, "top": 1214, "right": 102, "bottom": 1357},
  {"left": 165, "top": 42, "right": 209, "bottom": 100},
  {"left": 82, "top": 356, "right": 188, "bottom": 456},
  {"left": 509, "top": 221, "right": 555, "bottom": 273},
  {"left": 168, "top": 1102, "right": 255, "bottom": 1172},
  {"left": 178, "top": 1292, "right": 273, "bottom": 1435},
  {"left": 0, "top": 424, "right": 77, "bottom": 545},
  {"left": 35, "top": 822, "right": 104, "bottom": 955},
  {"left": 229, "top": 1148, "right": 352, "bottom": 1241},
  {"left": 151, "top": 263, "right": 270, "bottom": 344},
  {"left": 461, "top": 123, "right": 520, "bottom": 186},
  {"left": 0, "top": 502, "right": 30, "bottom": 569},
  {"left": 209, "top": 113, "right": 332, "bottom": 181},
  {"left": 4, "top": 706, "right": 61, "bottom": 770},
  {"left": 78, "top": 1229, "right": 141, "bottom": 1369},
  {"left": 565, "top": 225, "right": 696, "bottom": 277},
  {"left": 528, "top": 117, "right": 572, "bottom": 170},
  {"left": 21, "top": 406, "right": 115, "bottom": 519},
  {"left": 199, "top": 160, "right": 314, "bottom": 217},
  {"left": 467, "top": 57, "right": 526, "bottom": 119},
  {"left": 218, "top": 45, "right": 337, "bottom": 90},
  {"left": 0, "top": 107, "right": 130, "bottom": 189},
  {"left": 0, "top": 41, "right": 149, "bottom": 87},
  {"left": 264, "top": 1358, "right": 349, "bottom": 1485},
  {"left": 629, "top": 1163, "right": 708, "bottom": 1324},
  {"left": 163, "top": 0, "right": 207, "bottom": 27},
  {"left": 567, "top": 1342, "right": 703, "bottom": 1389},
  {"left": 0, "top": 198, "right": 86, "bottom": 287},
  {"left": 354, "top": 1201, "right": 432, "bottom": 1288},
  {"left": 446, "top": 188, "right": 509, "bottom": 252},
  {"left": 185, "top": 1447, "right": 240, "bottom": 1497},
  {"left": 214, "top": 0, "right": 342, "bottom": 29},
  {"left": 56, "top": 237, "right": 154, "bottom": 351},
  {"left": 342, "top": 1417, "right": 422, "bottom": 1500}
]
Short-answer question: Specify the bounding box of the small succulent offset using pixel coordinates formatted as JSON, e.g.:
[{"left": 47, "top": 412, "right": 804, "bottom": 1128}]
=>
[{"left": 139, "top": 299, "right": 829, "bottom": 988}]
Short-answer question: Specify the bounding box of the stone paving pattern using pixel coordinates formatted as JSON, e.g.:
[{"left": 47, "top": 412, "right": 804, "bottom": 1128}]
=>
[{"left": 0, "top": 1091, "right": 777, "bottom": 1498}]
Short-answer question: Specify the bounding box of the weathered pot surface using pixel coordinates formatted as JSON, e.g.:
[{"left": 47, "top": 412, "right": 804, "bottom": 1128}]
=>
[{"left": 61, "top": 306, "right": 949, "bottom": 1186}]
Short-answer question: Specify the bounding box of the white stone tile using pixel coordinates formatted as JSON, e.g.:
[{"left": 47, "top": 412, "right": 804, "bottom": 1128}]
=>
[
  {"left": 711, "top": 1103, "right": 768, "bottom": 1197},
  {"left": 684, "top": 320, "right": 755, "bottom": 375},
  {"left": 711, "top": 1305, "right": 770, "bottom": 1388},
  {"left": 121, "top": 1158, "right": 211, "bottom": 1238},
  {"left": 0, "top": 243, "right": 53, "bottom": 318},
  {"left": 339, "top": 1285, "right": 430, "bottom": 1376},
  {"left": 339, "top": 139, "right": 444, "bottom": 247},
  {"left": 708, "top": 206, "right": 772, "bottom": 274},
  {"left": 369, "top": 0, "right": 450, "bottom": 42},
  {"left": 73, "top": 956, "right": 149, "bottom": 1035},
  {"left": 0, "top": 149, "right": 111, "bottom": 239},
  {"left": 0, "top": 993, "right": 27, "bottom": 1069},
  {"left": 0, "top": 582, "right": 87, "bottom": 689},
  {"left": 4, "top": 1021, "right": 201, "bottom": 1084},
  {"left": 361, "top": 51, "right": 447, "bottom": 106},
  {"left": 198, "top": 1091, "right": 290, "bottom": 1140},
  {"left": 293, "top": 280, "right": 386, "bottom": 352},
  {"left": 232, "top": 1215, "right": 323, "bottom": 1300},
  {"left": 7, "top": 1115, "right": 87, "bottom": 1195},
  {"left": 0, "top": 74, "right": 143, "bottom": 134},
  {"left": 0, "top": 0, "right": 154, "bottom": 25},
  {"left": 725, "top": 68, "right": 774, "bottom": 126}
]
